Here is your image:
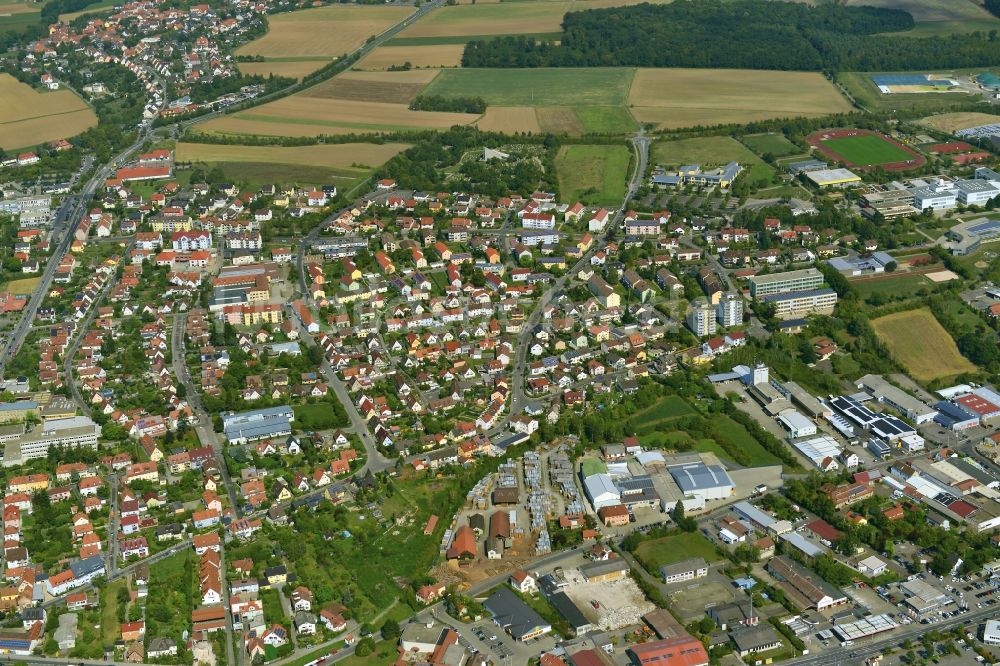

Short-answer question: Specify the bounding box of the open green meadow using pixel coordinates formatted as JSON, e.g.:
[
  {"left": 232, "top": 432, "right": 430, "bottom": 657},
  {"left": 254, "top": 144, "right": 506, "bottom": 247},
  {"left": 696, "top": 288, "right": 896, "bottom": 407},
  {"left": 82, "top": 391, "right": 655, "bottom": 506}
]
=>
[
  {"left": 634, "top": 532, "right": 722, "bottom": 572},
  {"left": 422, "top": 67, "right": 634, "bottom": 106},
  {"left": 850, "top": 272, "right": 930, "bottom": 298},
  {"left": 555, "top": 144, "right": 632, "bottom": 205},
  {"left": 742, "top": 133, "right": 800, "bottom": 157},
  {"left": 653, "top": 135, "right": 774, "bottom": 182},
  {"left": 821, "top": 134, "right": 917, "bottom": 166}
]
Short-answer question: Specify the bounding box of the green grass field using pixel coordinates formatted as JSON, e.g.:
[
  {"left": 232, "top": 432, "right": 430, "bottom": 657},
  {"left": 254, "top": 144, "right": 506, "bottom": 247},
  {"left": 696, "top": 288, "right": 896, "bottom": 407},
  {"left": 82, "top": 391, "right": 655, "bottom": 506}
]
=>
[
  {"left": 575, "top": 106, "right": 638, "bottom": 134},
  {"left": 101, "top": 579, "right": 126, "bottom": 645},
  {"left": 821, "top": 134, "right": 916, "bottom": 166},
  {"left": 555, "top": 144, "right": 631, "bottom": 205},
  {"left": 715, "top": 415, "right": 783, "bottom": 467},
  {"left": 634, "top": 532, "right": 721, "bottom": 573},
  {"left": 198, "top": 161, "right": 362, "bottom": 189},
  {"left": 422, "top": 67, "right": 635, "bottom": 106},
  {"left": 653, "top": 135, "right": 774, "bottom": 184},
  {"left": 742, "top": 133, "right": 800, "bottom": 157},
  {"left": 850, "top": 272, "right": 930, "bottom": 298},
  {"left": 838, "top": 71, "right": 979, "bottom": 114}
]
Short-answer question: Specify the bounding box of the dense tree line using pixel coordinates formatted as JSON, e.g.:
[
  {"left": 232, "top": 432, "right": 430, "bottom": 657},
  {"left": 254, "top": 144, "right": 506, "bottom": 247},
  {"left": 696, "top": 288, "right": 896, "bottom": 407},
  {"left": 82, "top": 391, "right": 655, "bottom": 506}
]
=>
[
  {"left": 986, "top": 0, "right": 1000, "bottom": 19},
  {"left": 409, "top": 94, "right": 487, "bottom": 114},
  {"left": 462, "top": 0, "right": 1000, "bottom": 72}
]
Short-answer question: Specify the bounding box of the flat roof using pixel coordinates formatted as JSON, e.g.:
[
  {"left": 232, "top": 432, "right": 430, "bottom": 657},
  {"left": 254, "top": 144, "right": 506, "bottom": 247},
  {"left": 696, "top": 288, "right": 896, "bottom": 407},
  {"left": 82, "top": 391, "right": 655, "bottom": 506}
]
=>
[
  {"left": 668, "top": 462, "right": 734, "bottom": 492},
  {"left": 750, "top": 267, "right": 822, "bottom": 286}
]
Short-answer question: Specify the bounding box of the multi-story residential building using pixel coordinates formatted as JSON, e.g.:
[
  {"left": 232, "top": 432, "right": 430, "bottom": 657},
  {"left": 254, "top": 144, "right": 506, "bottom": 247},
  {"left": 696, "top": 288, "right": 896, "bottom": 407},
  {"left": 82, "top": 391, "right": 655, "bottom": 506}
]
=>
[
  {"left": 749, "top": 268, "right": 824, "bottom": 298},
  {"left": 686, "top": 299, "right": 717, "bottom": 337},
  {"left": 715, "top": 292, "right": 743, "bottom": 327},
  {"left": 761, "top": 288, "right": 838, "bottom": 319}
]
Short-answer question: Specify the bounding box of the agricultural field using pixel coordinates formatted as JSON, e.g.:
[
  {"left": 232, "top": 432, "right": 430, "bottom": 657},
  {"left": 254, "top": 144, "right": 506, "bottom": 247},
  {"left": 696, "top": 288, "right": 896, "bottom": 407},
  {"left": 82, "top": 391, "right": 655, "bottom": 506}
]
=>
[
  {"left": 174, "top": 142, "right": 409, "bottom": 187},
  {"left": 304, "top": 69, "right": 440, "bottom": 104},
  {"left": 235, "top": 4, "right": 415, "bottom": 78},
  {"left": 0, "top": 0, "right": 38, "bottom": 32},
  {"left": 871, "top": 308, "right": 978, "bottom": 382},
  {"left": 396, "top": 1, "right": 572, "bottom": 40},
  {"left": 424, "top": 67, "right": 633, "bottom": 106},
  {"left": 197, "top": 94, "right": 479, "bottom": 137},
  {"left": 741, "top": 133, "right": 800, "bottom": 158},
  {"left": 0, "top": 74, "right": 96, "bottom": 150},
  {"left": 845, "top": 0, "right": 1000, "bottom": 36},
  {"left": 652, "top": 135, "right": 773, "bottom": 182},
  {"left": 59, "top": 0, "right": 115, "bottom": 21},
  {"left": 476, "top": 106, "right": 542, "bottom": 133},
  {"left": 920, "top": 111, "right": 1000, "bottom": 133},
  {"left": 634, "top": 532, "right": 721, "bottom": 573},
  {"left": 555, "top": 144, "right": 631, "bottom": 205},
  {"left": 628, "top": 68, "right": 852, "bottom": 129},
  {"left": 356, "top": 44, "right": 466, "bottom": 70}
]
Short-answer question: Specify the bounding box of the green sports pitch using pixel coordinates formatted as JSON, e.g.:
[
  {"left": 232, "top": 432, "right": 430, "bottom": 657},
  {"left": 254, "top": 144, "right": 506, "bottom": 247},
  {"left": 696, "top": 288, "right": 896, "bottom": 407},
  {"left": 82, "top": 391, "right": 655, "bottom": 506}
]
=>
[{"left": 820, "top": 134, "right": 914, "bottom": 166}]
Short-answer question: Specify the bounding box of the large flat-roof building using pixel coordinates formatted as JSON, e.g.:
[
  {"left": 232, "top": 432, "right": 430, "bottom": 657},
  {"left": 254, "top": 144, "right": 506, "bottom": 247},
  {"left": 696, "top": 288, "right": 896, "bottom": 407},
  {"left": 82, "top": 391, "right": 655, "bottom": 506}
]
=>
[
  {"left": 749, "top": 268, "right": 824, "bottom": 298},
  {"left": 222, "top": 406, "right": 294, "bottom": 445},
  {"left": 3, "top": 417, "right": 101, "bottom": 467},
  {"left": 944, "top": 217, "right": 1000, "bottom": 256},
  {"left": 668, "top": 462, "right": 734, "bottom": 502},
  {"left": 857, "top": 375, "right": 937, "bottom": 424},
  {"left": 805, "top": 168, "right": 861, "bottom": 188},
  {"left": 762, "top": 288, "right": 838, "bottom": 319}
]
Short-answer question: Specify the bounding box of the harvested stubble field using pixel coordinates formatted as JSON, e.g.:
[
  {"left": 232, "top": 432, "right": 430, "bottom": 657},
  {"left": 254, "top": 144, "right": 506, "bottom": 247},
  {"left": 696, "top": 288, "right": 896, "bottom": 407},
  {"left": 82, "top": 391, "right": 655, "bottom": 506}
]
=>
[
  {"left": 304, "top": 69, "right": 440, "bottom": 104},
  {"left": 628, "top": 68, "right": 852, "bottom": 129},
  {"left": 871, "top": 308, "right": 977, "bottom": 382},
  {"left": 920, "top": 112, "right": 1000, "bottom": 132},
  {"left": 175, "top": 142, "right": 409, "bottom": 170},
  {"left": 234, "top": 5, "right": 414, "bottom": 77},
  {"left": 237, "top": 60, "right": 331, "bottom": 80},
  {"left": 198, "top": 95, "right": 479, "bottom": 137},
  {"left": 475, "top": 106, "right": 542, "bottom": 133},
  {"left": 423, "top": 67, "right": 633, "bottom": 106},
  {"left": 0, "top": 74, "right": 96, "bottom": 150},
  {"left": 399, "top": 0, "right": 672, "bottom": 40},
  {"left": 356, "top": 44, "right": 466, "bottom": 70}
]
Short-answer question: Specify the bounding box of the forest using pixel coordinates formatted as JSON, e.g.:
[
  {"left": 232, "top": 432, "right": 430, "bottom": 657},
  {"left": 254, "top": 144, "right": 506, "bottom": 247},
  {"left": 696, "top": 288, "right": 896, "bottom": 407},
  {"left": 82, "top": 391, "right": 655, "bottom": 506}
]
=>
[{"left": 462, "top": 0, "right": 1000, "bottom": 72}]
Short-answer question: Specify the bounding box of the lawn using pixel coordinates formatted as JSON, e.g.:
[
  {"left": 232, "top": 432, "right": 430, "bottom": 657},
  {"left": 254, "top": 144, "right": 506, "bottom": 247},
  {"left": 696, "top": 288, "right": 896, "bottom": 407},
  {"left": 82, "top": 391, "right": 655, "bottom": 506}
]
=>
[
  {"left": 145, "top": 549, "right": 195, "bottom": 643},
  {"left": 742, "top": 133, "right": 800, "bottom": 158},
  {"left": 3, "top": 276, "right": 40, "bottom": 295},
  {"left": 652, "top": 135, "right": 764, "bottom": 168},
  {"left": 871, "top": 307, "right": 978, "bottom": 382},
  {"left": 293, "top": 401, "right": 349, "bottom": 430},
  {"left": 633, "top": 395, "right": 696, "bottom": 422},
  {"left": 715, "top": 415, "right": 782, "bottom": 467},
  {"left": 555, "top": 144, "right": 631, "bottom": 205},
  {"left": 821, "top": 134, "right": 916, "bottom": 166},
  {"left": 101, "top": 579, "right": 127, "bottom": 646},
  {"left": 574, "top": 106, "right": 638, "bottom": 134},
  {"left": 422, "top": 67, "right": 635, "bottom": 107},
  {"left": 634, "top": 532, "right": 722, "bottom": 573}
]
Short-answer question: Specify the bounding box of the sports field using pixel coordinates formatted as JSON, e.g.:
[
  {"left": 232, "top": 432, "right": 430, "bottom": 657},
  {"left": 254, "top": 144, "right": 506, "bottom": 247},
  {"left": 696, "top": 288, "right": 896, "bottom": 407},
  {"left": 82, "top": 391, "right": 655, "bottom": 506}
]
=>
[
  {"left": 871, "top": 308, "right": 977, "bottom": 382},
  {"left": 808, "top": 128, "right": 924, "bottom": 171},
  {"left": 822, "top": 135, "right": 914, "bottom": 165},
  {"left": 628, "top": 68, "right": 852, "bottom": 129},
  {"left": 0, "top": 74, "right": 96, "bottom": 150},
  {"left": 234, "top": 5, "right": 414, "bottom": 78},
  {"left": 356, "top": 44, "right": 465, "bottom": 70},
  {"left": 555, "top": 144, "right": 631, "bottom": 205},
  {"left": 3, "top": 277, "right": 40, "bottom": 295},
  {"left": 920, "top": 112, "right": 1000, "bottom": 133}
]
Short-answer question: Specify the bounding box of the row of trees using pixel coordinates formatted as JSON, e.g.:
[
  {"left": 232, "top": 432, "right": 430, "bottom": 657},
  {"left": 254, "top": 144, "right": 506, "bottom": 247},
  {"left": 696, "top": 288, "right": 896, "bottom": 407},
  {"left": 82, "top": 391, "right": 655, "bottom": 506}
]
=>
[{"left": 462, "top": 0, "right": 1000, "bottom": 72}]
